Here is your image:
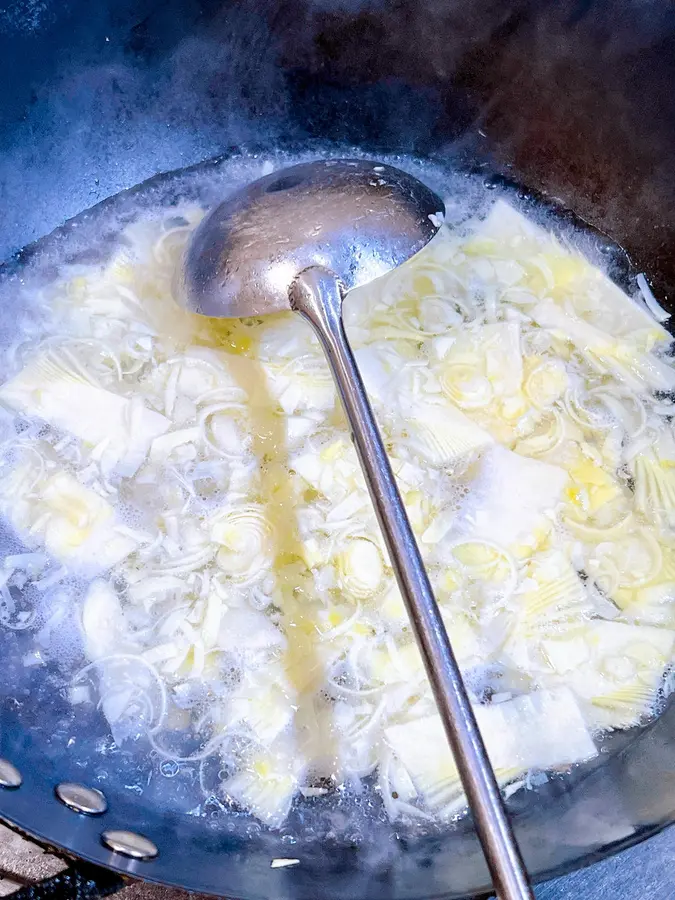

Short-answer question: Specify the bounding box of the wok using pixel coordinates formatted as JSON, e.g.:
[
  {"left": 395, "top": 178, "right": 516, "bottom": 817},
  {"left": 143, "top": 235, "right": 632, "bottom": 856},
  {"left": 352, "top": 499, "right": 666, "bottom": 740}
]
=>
[{"left": 0, "top": 1, "right": 674, "bottom": 898}]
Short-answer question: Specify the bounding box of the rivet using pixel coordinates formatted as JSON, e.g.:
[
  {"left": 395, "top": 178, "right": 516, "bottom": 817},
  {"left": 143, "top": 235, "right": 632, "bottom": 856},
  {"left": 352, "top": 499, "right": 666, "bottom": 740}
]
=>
[
  {"left": 55, "top": 782, "right": 108, "bottom": 816},
  {"left": 101, "top": 829, "right": 158, "bottom": 861},
  {"left": 0, "top": 758, "right": 22, "bottom": 789}
]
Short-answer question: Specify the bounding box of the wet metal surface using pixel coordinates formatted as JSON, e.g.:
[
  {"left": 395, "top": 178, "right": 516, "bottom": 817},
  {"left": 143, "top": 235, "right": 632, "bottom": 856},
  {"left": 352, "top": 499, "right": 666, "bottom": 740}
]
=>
[{"left": 0, "top": 820, "right": 674, "bottom": 898}]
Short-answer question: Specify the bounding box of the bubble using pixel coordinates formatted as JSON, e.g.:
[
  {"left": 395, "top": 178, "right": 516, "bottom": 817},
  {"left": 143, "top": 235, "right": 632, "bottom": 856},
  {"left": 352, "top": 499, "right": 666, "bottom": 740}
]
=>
[{"left": 160, "top": 759, "right": 180, "bottom": 778}]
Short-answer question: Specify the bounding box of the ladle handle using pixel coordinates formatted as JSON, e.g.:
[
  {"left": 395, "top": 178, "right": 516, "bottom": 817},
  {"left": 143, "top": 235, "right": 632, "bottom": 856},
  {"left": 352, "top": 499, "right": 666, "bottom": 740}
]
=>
[{"left": 291, "top": 267, "right": 534, "bottom": 900}]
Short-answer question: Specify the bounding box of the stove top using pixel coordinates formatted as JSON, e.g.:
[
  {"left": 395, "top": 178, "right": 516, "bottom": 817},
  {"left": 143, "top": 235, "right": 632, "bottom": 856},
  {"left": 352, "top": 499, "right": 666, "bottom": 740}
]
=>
[
  {"left": 0, "top": 823, "right": 197, "bottom": 900},
  {"left": 0, "top": 823, "right": 64, "bottom": 897}
]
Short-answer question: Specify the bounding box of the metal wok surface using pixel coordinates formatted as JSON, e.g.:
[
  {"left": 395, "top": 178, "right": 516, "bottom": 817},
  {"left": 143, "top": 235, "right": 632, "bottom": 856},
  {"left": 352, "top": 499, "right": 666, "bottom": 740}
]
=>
[{"left": 0, "top": 1, "right": 674, "bottom": 898}]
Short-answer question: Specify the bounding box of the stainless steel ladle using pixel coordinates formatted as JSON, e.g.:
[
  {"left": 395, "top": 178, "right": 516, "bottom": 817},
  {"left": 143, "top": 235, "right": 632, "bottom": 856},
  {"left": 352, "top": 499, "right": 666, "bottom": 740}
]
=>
[{"left": 180, "top": 158, "right": 534, "bottom": 900}]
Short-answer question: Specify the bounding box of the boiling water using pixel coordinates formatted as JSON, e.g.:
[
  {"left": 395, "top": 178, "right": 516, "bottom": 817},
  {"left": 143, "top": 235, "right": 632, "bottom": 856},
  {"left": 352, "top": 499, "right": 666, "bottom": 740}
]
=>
[{"left": 0, "top": 149, "right": 671, "bottom": 844}]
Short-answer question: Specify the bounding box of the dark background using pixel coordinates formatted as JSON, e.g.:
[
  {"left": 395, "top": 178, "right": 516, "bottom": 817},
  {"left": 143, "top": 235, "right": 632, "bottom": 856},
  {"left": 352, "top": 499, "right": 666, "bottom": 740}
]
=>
[{"left": 0, "top": 0, "right": 674, "bottom": 296}]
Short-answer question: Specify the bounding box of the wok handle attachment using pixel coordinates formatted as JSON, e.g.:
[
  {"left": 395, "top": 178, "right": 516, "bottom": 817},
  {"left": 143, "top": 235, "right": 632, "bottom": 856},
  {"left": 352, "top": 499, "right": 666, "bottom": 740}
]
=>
[{"left": 291, "top": 266, "right": 534, "bottom": 900}]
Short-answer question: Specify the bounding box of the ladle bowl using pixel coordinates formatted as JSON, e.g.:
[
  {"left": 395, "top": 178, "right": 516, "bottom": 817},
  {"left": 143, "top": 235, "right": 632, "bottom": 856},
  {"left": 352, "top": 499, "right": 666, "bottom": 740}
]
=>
[{"left": 181, "top": 159, "right": 443, "bottom": 318}]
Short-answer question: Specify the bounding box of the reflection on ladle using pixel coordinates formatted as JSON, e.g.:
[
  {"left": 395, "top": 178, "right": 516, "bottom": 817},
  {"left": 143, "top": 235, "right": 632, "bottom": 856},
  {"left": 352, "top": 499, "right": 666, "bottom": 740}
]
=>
[{"left": 180, "top": 159, "right": 534, "bottom": 900}]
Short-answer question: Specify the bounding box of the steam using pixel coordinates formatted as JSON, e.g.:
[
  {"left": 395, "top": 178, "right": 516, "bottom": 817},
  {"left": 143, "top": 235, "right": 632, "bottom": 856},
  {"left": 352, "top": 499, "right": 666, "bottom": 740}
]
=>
[
  {"left": 0, "top": 0, "right": 464, "bottom": 260},
  {"left": 0, "top": 0, "right": 293, "bottom": 259},
  {"left": 1, "top": 0, "right": 674, "bottom": 298}
]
